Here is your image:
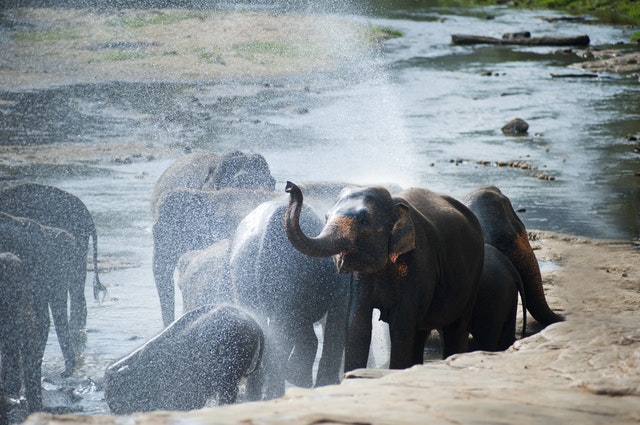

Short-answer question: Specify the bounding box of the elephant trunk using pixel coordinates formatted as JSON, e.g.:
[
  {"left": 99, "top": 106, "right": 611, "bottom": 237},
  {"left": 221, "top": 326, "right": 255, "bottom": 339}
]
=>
[
  {"left": 284, "top": 181, "right": 349, "bottom": 258},
  {"left": 511, "top": 232, "right": 563, "bottom": 326}
]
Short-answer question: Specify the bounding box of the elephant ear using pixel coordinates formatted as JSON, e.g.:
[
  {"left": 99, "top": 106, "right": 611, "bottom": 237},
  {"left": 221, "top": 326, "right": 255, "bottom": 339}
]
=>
[{"left": 388, "top": 202, "right": 415, "bottom": 263}]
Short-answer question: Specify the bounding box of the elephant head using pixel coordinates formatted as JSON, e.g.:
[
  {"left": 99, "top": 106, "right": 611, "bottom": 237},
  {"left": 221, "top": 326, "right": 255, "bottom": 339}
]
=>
[
  {"left": 284, "top": 181, "right": 414, "bottom": 274},
  {"left": 207, "top": 150, "right": 276, "bottom": 191},
  {"left": 464, "top": 186, "right": 563, "bottom": 327}
]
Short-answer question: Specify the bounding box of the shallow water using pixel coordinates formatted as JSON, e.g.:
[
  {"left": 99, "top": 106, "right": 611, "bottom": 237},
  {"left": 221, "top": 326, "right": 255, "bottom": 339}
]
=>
[{"left": 1, "top": 1, "right": 639, "bottom": 418}]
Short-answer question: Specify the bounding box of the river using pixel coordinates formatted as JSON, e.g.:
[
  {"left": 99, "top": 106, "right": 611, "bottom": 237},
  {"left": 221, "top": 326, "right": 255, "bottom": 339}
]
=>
[{"left": 1, "top": 0, "right": 639, "bottom": 419}]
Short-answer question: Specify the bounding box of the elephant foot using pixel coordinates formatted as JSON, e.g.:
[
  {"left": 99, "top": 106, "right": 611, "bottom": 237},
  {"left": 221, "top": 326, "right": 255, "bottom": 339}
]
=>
[
  {"left": 71, "top": 329, "right": 87, "bottom": 352},
  {"left": 61, "top": 360, "right": 76, "bottom": 378},
  {"left": 314, "top": 374, "right": 340, "bottom": 387}
]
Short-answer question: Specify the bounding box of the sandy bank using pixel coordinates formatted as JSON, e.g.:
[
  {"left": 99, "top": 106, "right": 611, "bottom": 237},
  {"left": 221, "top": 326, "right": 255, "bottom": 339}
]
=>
[{"left": 0, "top": 7, "right": 380, "bottom": 91}]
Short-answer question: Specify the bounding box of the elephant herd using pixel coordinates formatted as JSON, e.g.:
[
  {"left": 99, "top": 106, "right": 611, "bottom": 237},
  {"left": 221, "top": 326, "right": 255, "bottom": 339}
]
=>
[
  {"left": 0, "top": 184, "right": 106, "bottom": 418},
  {"left": 0, "top": 149, "right": 564, "bottom": 419}
]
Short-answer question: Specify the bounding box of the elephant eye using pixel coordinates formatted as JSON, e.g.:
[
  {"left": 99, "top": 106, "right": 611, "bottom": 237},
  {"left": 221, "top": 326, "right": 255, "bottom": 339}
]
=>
[{"left": 358, "top": 216, "right": 370, "bottom": 226}]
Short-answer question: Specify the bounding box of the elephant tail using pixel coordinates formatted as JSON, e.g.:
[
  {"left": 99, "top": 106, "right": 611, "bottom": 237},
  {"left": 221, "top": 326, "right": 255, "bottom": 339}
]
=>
[
  {"left": 511, "top": 232, "right": 563, "bottom": 327},
  {"left": 91, "top": 224, "right": 107, "bottom": 302},
  {"left": 515, "top": 269, "right": 527, "bottom": 339}
]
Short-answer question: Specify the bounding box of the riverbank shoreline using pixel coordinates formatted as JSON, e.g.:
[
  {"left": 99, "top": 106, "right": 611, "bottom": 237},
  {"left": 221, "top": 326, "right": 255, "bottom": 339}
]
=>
[{"left": 21, "top": 230, "right": 640, "bottom": 424}]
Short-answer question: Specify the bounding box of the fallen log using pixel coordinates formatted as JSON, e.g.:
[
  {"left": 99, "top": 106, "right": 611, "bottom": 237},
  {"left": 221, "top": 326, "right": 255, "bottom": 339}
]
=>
[
  {"left": 550, "top": 73, "right": 599, "bottom": 78},
  {"left": 452, "top": 34, "right": 590, "bottom": 46}
]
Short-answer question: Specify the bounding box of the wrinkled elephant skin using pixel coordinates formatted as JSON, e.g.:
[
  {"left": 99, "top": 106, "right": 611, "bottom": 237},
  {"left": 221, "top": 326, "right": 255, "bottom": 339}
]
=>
[
  {"left": 464, "top": 186, "right": 563, "bottom": 326},
  {"left": 151, "top": 151, "right": 278, "bottom": 326},
  {"left": 285, "top": 182, "right": 485, "bottom": 371},
  {"left": 229, "top": 198, "right": 349, "bottom": 400},
  {"left": 0, "top": 183, "right": 105, "bottom": 335},
  {"left": 104, "top": 304, "right": 263, "bottom": 414},
  {"left": 470, "top": 244, "right": 527, "bottom": 352},
  {"left": 0, "top": 213, "right": 78, "bottom": 413}
]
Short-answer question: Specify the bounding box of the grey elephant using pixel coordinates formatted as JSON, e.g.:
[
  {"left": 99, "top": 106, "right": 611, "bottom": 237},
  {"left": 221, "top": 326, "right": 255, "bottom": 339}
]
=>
[
  {"left": 104, "top": 304, "right": 264, "bottom": 414},
  {"left": 152, "top": 151, "right": 278, "bottom": 326},
  {"left": 0, "top": 183, "right": 106, "bottom": 338},
  {"left": 469, "top": 244, "right": 527, "bottom": 352},
  {"left": 229, "top": 196, "right": 349, "bottom": 400},
  {"left": 464, "top": 186, "right": 563, "bottom": 327},
  {"left": 0, "top": 213, "right": 77, "bottom": 413},
  {"left": 177, "top": 239, "right": 232, "bottom": 313},
  {"left": 285, "top": 181, "right": 485, "bottom": 371}
]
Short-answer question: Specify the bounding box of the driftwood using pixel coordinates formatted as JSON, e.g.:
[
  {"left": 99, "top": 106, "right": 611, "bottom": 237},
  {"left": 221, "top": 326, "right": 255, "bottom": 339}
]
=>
[
  {"left": 452, "top": 34, "right": 590, "bottom": 47},
  {"left": 550, "top": 73, "right": 599, "bottom": 78}
]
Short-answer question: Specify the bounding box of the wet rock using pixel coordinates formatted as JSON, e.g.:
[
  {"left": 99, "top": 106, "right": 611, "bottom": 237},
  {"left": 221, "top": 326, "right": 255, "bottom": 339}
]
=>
[{"left": 502, "top": 118, "right": 529, "bottom": 135}]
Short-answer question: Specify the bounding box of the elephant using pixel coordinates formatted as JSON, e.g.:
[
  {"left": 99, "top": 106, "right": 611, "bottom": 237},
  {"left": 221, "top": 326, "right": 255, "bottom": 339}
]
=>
[
  {"left": 469, "top": 244, "right": 527, "bottom": 352},
  {"left": 284, "top": 181, "right": 485, "bottom": 371},
  {"left": 177, "top": 239, "right": 232, "bottom": 313},
  {"left": 103, "top": 304, "right": 264, "bottom": 414},
  {"left": 227, "top": 196, "right": 349, "bottom": 400},
  {"left": 463, "top": 186, "right": 563, "bottom": 326},
  {"left": 0, "top": 183, "right": 106, "bottom": 338},
  {"left": 0, "top": 213, "right": 78, "bottom": 413},
  {"left": 151, "top": 150, "right": 278, "bottom": 326}
]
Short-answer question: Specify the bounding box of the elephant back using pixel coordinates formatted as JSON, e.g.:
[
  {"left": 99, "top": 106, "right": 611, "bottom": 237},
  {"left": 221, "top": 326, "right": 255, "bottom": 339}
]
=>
[
  {"left": 464, "top": 186, "right": 563, "bottom": 326},
  {"left": 0, "top": 183, "right": 94, "bottom": 245},
  {"left": 151, "top": 151, "right": 276, "bottom": 218},
  {"left": 229, "top": 198, "right": 337, "bottom": 322}
]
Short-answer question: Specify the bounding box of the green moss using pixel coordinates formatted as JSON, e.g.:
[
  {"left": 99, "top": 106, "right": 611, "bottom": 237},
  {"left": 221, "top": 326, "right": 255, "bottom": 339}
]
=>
[
  {"left": 193, "top": 47, "right": 226, "bottom": 65},
  {"left": 499, "top": 0, "right": 640, "bottom": 26},
  {"left": 100, "top": 51, "right": 155, "bottom": 61},
  {"left": 422, "top": 0, "right": 640, "bottom": 41},
  {"left": 370, "top": 25, "right": 404, "bottom": 41},
  {"left": 233, "top": 41, "right": 297, "bottom": 60},
  {"left": 11, "top": 28, "right": 80, "bottom": 43},
  {"left": 630, "top": 31, "right": 640, "bottom": 43},
  {"left": 107, "top": 11, "right": 203, "bottom": 29}
]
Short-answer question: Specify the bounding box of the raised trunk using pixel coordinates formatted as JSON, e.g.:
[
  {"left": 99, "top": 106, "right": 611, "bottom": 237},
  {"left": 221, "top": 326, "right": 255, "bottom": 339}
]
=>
[{"left": 284, "top": 181, "right": 348, "bottom": 258}]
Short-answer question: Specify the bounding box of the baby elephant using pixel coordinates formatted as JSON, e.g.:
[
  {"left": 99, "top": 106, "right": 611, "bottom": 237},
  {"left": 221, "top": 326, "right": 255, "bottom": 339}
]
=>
[
  {"left": 470, "top": 244, "right": 527, "bottom": 352},
  {"left": 104, "top": 304, "right": 264, "bottom": 414}
]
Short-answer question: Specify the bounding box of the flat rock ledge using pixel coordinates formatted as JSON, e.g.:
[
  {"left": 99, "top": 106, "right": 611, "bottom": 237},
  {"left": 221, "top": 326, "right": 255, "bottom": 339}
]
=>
[{"left": 24, "top": 232, "right": 640, "bottom": 425}]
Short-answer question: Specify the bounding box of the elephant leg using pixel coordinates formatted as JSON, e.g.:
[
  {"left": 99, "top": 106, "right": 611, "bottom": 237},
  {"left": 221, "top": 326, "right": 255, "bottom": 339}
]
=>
[
  {"left": 0, "top": 337, "right": 21, "bottom": 396},
  {"left": 440, "top": 317, "right": 471, "bottom": 358},
  {"left": 23, "top": 304, "right": 49, "bottom": 413},
  {"left": 216, "top": 370, "right": 242, "bottom": 405},
  {"left": 68, "top": 242, "right": 88, "bottom": 334},
  {"left": 286, "top": 323, "right": 317, "bottom": 388},
  {"left": 316, "top": 287, "right": 348, "bottom": 386},
  {"left": 68, "top": 254, "right": 88, "bottom": 347},
  {"left": 261, "top": 327, "right": 290, "bottom": 400},
  {"left": 498, "top": 301, "right": 518, "bottom": 351},
  {"left": 412, "top": 329, "right": 429, "bottom": 364},
  {"left": 244, "top": 359, "right": 265, "bottom": 401},
  {"left": 388, "top": 318, "right": 419, "bottom": 369},
  {"left": 344, "top": 276, "right": 373, "bottom": 373},
  {"left": 152, "top": 245, "right": 177, "bottom": 326},
  {"left": 49, "top": 290, "right": 76, "bottom": 377}
]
